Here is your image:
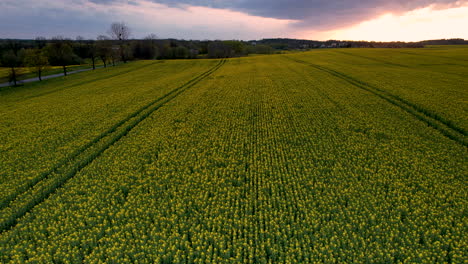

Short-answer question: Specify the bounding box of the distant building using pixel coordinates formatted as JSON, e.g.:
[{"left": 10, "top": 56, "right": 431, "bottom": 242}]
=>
[{"left": 338, "top": 42, "right": 349, "bottom": 48}]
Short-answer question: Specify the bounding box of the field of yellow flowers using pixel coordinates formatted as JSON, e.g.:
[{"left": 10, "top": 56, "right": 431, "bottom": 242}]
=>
[{"left": 0, "top": 47, "right": 466, "bottom": 263}]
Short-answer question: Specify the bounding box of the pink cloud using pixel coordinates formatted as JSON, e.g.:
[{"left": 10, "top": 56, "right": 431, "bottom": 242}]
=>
[{"left": 79, "top": 0, "right": 298, "bottom": 39}]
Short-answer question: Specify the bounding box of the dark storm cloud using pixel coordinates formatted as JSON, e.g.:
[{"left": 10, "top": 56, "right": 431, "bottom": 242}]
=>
[{"left": 89, "top": 0, "right": 465, "bottom": 28}]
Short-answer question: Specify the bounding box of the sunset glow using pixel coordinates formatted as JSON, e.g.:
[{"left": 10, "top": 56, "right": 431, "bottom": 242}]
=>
[{"left": 324, "top": 5, "right": 468, "bottom": 41}]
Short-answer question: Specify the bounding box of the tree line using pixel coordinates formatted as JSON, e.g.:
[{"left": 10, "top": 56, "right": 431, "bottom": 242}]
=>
[{"left": 0, "top": 22, "right": 275, "bottom": 86}]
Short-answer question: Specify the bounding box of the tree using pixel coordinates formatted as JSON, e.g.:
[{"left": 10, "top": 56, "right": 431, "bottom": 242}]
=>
[
  {"left": 45, "top": 37, "right": 75, "bottom": 76},
  {"left": 224, "top": 41, "right": 245, "bottom": 56},
  {"left": 5, "top": 40, "right": 22, "bottom": 57},
  {"left": 110, "top": 47, "right": 119, "bottom": 66},
  {"left": 34, "top": 37, "right": 47, "bottom": 49},
  {"left": 86, "top": 43, "right": 98, "bottom": 70},
  {"left": 75, "top": 36, "right": 85, "bottom": 42},
  {"left": 1, "top": 50, "right": 24, "bottom": 86},
  {"left": 145, "top": 34, "right": 158, "bottom": 42},
  {"left": 96, "top": 35, "right": 112, "bottom": 68},
  {"left": 23, "top": 48, "right": 49, "bottom": 81},
  {"left": 108, "top": 22, "right": 131, "bottom": 63},
  {"left": 143, "top": 34, "right": 159, "bottom": 59},
  {"left": 248, "top": 44, "right": 274, "bottom": 54},
  {"left": 207, "top": 41, "right": 233, "bottom": 58},
  {"left": 161, "top": 46, "right": 174, "bottom": 59},
  {"left": 174, "top": 46, "right": 189, "bottom": 59},
  {"left": 132, "top": 34, "right": 159, "bottom": 60},
  {"left": 108, "top": 22, "right": 131, "bottom": 41},
  {"left": 71, "top": 40, "right": 88, "bottom": 63},
  {"left": 122, "top": 44, "right": 133, "bottom": 62}
]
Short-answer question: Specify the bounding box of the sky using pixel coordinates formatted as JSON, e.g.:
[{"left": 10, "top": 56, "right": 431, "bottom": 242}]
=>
[{"left": 0, "top": 0, "right": 467, "bottom": 41}]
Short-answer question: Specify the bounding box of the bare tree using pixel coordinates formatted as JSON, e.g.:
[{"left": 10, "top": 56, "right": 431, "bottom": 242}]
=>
[
  {"left": 108, "top": 22, "right": 131, "bottom": 41},
  {"left": 108, "top": 22, "right": 131, "bottom": 63}
]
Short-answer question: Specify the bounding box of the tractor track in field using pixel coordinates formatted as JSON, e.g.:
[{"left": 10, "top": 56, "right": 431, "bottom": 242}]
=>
[
  {"left": 333, "top": 51, "right": 409, "bottom": 68},
  {"left": 332, "top": 51, "right": 467, "bottom": 78},
  {"left": 0, "top": 59, "right": 226, "bottom": 233},
  {"left": 285, "top": 56, "right": 467, "bottom": 147},
  {"left": 395, "top": 51, "right": 468, "bottom": 63}
]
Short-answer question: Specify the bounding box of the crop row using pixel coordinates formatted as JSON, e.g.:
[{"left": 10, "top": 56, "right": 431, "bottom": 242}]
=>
[
  {"left": 289, "top": 49, "right": 468, "bottom": 134},
  {"left": 1, "top": 56, "right": 465, "bottom": 263},
  {"left": 284, "top": 56, "right": 467, "bottom": 147},
  {"left": 0, "top": 59, "right": 226, "bottom": 233},
  {"left": 0, "top": 60, "right": 218, "bottom": 205}
]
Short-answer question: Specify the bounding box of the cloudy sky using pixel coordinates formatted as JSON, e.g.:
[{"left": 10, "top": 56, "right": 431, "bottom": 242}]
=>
[{"left": 1, "top": 0, "right": 467, "bottom": 41}]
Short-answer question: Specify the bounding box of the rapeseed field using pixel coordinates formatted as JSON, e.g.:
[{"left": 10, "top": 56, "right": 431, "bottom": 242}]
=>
[{"left": 0, "top": 47, "right": 466, "bottom": 263}]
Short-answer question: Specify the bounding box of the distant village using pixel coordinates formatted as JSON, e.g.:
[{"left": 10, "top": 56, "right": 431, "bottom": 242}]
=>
[
  {"left": 250, "top": 40, "right": 351, "bottom": 49},
  {"left": 249, "top": 38, "right": 468, "bottom": 50}
]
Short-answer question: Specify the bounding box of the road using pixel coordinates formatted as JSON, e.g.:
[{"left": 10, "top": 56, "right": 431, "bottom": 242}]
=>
[{"left": 0, "top": 66, "right": 105, "bottom": 88}]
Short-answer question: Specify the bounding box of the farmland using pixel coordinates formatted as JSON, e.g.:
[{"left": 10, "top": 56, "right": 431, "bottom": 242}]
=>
[{"left": 0, "top": 46, "right": 467, "bottom": 263}]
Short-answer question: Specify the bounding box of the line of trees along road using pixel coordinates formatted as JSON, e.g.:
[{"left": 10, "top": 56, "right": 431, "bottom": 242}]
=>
[{"left": 0, "top": 23, "right": 130, "bottom": 85}]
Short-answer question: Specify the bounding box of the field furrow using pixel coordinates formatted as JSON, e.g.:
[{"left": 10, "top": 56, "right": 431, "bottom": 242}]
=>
[
  {"left": 0, "top": 47, "right": 466, "bottom": 263},
  {"left": 285, "top": 56, "right": 467, "bottom": 147},
  {"left": 0, "top": 59, "right": 226, "bottom": 233},
  {"left": 0, "top": 60, "right": 219, "bottom": 203}
]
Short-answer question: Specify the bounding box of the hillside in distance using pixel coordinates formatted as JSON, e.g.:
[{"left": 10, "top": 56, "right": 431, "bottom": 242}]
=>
[{"left": 0, "top": 46, "right": 467, "bottom": 263}]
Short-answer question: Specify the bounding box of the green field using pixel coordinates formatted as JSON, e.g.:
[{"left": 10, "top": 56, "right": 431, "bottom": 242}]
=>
[{"left": 0, "top": 47, "right": 467, "bottom": 263}]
